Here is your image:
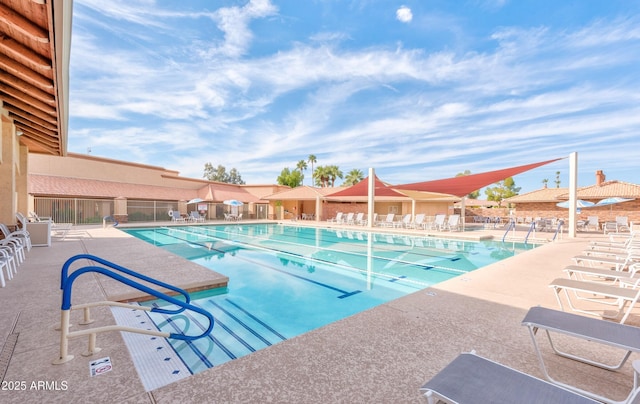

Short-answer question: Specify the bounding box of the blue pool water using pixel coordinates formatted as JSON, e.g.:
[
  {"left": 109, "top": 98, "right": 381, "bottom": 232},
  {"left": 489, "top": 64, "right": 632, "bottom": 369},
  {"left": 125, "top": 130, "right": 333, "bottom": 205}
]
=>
[{"left": 122, "top": 223, "right": 535, "bottom": 375}]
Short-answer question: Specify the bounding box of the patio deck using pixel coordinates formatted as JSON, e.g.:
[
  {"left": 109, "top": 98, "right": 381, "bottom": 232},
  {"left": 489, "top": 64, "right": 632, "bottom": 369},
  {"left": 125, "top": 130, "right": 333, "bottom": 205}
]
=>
[{"left": 0, "top": 221, "right": 637, "bottom": 403}]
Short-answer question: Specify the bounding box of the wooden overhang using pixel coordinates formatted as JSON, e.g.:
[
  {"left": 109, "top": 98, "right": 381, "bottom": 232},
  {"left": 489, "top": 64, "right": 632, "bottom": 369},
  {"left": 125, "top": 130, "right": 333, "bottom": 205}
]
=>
[{"left": 0, "top": 0, "right": 70, "bottom": 155}]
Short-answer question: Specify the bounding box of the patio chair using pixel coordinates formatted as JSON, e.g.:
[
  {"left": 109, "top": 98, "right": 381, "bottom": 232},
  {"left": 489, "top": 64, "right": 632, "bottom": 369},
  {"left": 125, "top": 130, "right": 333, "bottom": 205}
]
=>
[
  {"left": 353, "top": 212, "right": 364, "bottom": 225},
  {"left": 344, "top": 212, "right": 355, "bottom": 225},
  {"left": 189, "top": 211, "right": 205, "bottom": 222},
  {"left": 522, "top": 306, "right": 640, "bottom": 403},
  {"left": 420, "top": 351, "right": 601, "bottom": 404},
  {"left": 169, "top": 210, "right": 185, "bottom": 222},
  {"left": 428, "top": 214, "right": 446, "bottom": 231},
  {"left": 327, "top": 212, "right": 343, "bottom": 223},
  {"left": 444, "top": 214, "right": 461, "bottom": 231},
  {"left": 394, "top": 214, "right": 411, "bottom": 228},
  {"left": 378, "top": 213, "right": 395, "bottom": 227},
  {"left": 586, "top": 216, "right": 599, "bottom": 231},
  {"left": 409, "top": 213, "right": 425, "bottom": 229},
  {"left": 572, "top": 248, "right": 640, "bottom": 272},
  {"left": 0, "top": 223, "right": 31, "bottom": 252},
  {"left": 549, "top": 276, "right": 640, "bottom": 324}
]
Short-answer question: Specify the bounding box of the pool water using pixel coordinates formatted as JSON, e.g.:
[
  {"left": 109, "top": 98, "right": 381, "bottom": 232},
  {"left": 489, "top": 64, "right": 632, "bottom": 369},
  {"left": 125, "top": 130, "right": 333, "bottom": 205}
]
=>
[{"left": 122, "top": 224, "right": 535, "bottom": 376}]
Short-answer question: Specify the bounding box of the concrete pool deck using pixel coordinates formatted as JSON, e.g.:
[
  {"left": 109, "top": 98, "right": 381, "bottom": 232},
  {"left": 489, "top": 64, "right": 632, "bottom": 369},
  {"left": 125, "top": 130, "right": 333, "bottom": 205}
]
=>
[{"left": 1, "top": 221, "right": 638, "bottom": 403}]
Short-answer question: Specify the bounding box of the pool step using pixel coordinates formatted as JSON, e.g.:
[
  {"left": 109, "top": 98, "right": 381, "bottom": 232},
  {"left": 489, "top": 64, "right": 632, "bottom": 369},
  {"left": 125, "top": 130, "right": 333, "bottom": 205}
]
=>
[{"left": 146, "top": 297, "right": 287, "bottom": 375}]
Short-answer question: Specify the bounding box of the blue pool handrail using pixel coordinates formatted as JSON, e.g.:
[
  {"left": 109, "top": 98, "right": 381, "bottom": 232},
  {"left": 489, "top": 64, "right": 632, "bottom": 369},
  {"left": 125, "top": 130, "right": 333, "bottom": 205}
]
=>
[
  {"left": 61, "top": 253, "right": 190, "bottom": 314},
  {"left": 501, "top": 219, "right": 516, "bottom": 243},
  {"left": 523, "top": 221, "right": 537, "bottom": 244},
  {"left": 552, "top": 220, "right": 565, "bottom": 241},
  {"left": 54, "top": 254, "right": 215, "bottom": 364}
]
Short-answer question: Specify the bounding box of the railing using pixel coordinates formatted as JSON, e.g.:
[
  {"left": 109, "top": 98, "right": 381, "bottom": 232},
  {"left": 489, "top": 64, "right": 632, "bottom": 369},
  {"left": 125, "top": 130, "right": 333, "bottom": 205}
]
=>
[
  {"left": 524, "top": 221, "right": 537, "bottom": 244},
  {"left": 53, "top": 254, "right": 215, "bottom": 364},
  {"left": 552, "top": 220, "right": 565, "bottom": 241},
  {"left": 502, "top": 219, "right": 516, "bottom": 242}
]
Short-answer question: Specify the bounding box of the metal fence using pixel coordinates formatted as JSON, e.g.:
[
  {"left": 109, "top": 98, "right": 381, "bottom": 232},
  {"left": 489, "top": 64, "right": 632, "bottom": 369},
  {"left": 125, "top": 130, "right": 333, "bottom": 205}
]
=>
[
  {"left": 33, "top": 197, "right": 270, "bottom": 224},
  {"left": 34, "top": 198, "right": 115, "bottom": 225}
]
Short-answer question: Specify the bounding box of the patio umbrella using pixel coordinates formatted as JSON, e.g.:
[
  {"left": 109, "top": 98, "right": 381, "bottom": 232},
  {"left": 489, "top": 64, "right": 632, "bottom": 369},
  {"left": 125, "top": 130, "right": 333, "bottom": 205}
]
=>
[
  {"left": 188, "top": 198, "right": 204, "bottom": 204},
  {"left": 223, "top": 199, "right": 244, "bottom": 206},
  {"left": 595, "top": 197, "right": 634, "bottom": 207},
  {"left": 556, "top": 200, "right": 595, "bottom": 208}
]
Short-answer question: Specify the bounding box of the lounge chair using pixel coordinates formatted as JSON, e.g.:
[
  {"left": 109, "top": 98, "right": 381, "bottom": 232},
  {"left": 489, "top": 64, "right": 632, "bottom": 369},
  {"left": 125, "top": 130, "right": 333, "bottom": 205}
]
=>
[
  {"left": 189, "top": 211, "right": 205, "bottom": 222},
  {"left": 378, "top": 213, "right": 395, "bottom": 227},
  {"left": 169, "top": 210, "right": 185, "bottom": 222},
  {"left": 572, "top": 249, "right": 640, "bottom": 271},
  {"left": 344, "top": 212, "right": 355, "bottom": 225},
  {"left": 428, "top": 214, "right": 446, "bottom": 231},
  {"left": 549, "top": 277, "right": 640, "bottom": 323},
  {"left": 353, "top": 212, "right": 365, "bottom": 226},
  {"left": 564, "top": 263, "right": 640, "bottom": 285},
  {"left": 444, "top": 214, "right": 461, "bottom": 231},
  {"left": 394, "top": 214, "right": 411, "bottom": 228},
  {"left": 586, "top": 216, "right": 600, "bottom": 232},
  {"left": 522, "top": 306, "right": 640, "bottom": 403},
  {"left": 420, "top": 351, "right": 601, "bottom": 404},
  {"left": 327, "top": 212, "right": 343, "bottom": 223},
  {"left": 409, "top": 213, "right": 425, "bottom": 229}
]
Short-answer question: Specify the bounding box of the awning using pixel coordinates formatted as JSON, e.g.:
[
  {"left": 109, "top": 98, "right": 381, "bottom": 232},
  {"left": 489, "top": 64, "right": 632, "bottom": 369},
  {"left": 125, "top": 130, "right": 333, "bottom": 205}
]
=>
[{"left": 394, "top": 158, "right": 564, "bottom": 197}]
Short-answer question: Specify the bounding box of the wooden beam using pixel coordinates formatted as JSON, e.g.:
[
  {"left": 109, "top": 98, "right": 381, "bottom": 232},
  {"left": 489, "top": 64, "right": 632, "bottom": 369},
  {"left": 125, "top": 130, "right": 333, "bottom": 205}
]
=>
[
  {"left": 2, "top": 95, "right": 57, "bottom": 123},
  {"left": 0, "top": 53, "right": 52, "bottom": 89},
  {"left": 0, "top": 3, "right": 49, "bottom": 43},
  {"left": 19, "top": 133, "right": 58, "bottom": 154},
  {"left": 0, "top": 69, "right": 55, "bottom": 103},
  {"left": 16, "top": 125, "right": 59, "bottom": 148},
  {"left": 0, "top": 35, "right": 51, "bottom": 70},
  {"left": 0, "top": 83, "right": 56, "bottom": 114},
  {"left": 12, "top": 115, "right": 57, "bottom": 136},
  {"left": 6, "top": 108, "right": 58, "bottom": 131}
]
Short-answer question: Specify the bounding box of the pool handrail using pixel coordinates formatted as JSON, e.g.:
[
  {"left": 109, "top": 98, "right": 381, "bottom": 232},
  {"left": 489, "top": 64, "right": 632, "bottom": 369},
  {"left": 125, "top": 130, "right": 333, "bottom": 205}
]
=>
[
  {"left": 501, "top": 218, "right": 516, "bottom": 243},
  {"left": 54, "top": 255, "right": 215, "bottom": 364},
  {"left": 524, "top": 221, "right": 536, "bottom": 244},
  {"left": 60, "top": 253, "right": 190, "bottom": 314}
]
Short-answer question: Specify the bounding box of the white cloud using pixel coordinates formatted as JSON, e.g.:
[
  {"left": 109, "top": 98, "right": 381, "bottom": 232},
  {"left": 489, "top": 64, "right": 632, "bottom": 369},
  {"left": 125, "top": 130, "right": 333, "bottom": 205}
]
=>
[{"left": 396, "top": 6, "right": 413, "bottom": 23}]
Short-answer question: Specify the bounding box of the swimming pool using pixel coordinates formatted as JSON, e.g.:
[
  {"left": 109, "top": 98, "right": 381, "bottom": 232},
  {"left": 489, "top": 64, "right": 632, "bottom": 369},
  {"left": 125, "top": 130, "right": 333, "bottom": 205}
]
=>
[{"left": 120, "top": 223, "right": 535, "bottom": 387}]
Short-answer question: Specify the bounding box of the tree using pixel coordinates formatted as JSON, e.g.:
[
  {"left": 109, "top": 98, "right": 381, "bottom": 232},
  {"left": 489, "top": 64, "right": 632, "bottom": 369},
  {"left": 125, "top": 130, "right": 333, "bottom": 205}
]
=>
[
  {"left": 542, "top": 178, "right": 549, "bottom": 188},
  {"left": 203, "top": 162, "right": 245, "bottom": 184},
  {"left": 343, "top": 169, "right": 364, "bottom": 186},
  {"left": 313, "top": 165, "right": 330, "bottom": 187},
  {"left": 484, "top": 176, "right": 521, "bottom": 206},
  {"left": 555, "top": 171, "right": 561, "bottom": 188},
  {"left": 455, "top": 170, "right": 480, "bottom": 199},
  {"left": 308, "top": 154, "right": 317, "bottom": 183},
  {"left": 296, "top": 160, "right": 308, "bottom": 185},
  {"left": 327, "top": 165, "right": 343, "bottom": 187},
  {"left": 276, "top": 167, "right": 303, "bottom": 188}
]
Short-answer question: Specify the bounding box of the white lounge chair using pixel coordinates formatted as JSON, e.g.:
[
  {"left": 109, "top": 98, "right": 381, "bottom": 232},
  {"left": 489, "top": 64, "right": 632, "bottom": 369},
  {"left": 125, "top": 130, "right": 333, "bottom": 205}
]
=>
[
  {"left": 409, "top": 213, "right": 425, "bottom": 229},
  {"left": 549, "top": 277, "right": 640, "bottom": 324},
  {"left": 444, "top": 214, "right": 461, "bottom": 231},
  {"left": 428, "top": 214, "right": 446, "bottom": 231},
  {"left": 573, "top": 249, "right": 640, "bottom": 272},
  {"left": 344, "top": 212, "right": 355, "bottom": 225},
  {"left": 586, "top": 216, "right": 600, "bottom": 231},
  {"left": 420, "top": 351, "right": 602, "bottom": 404},
  {"left": 394, "top": 214, "right": 411, "bottom": 228},
  {"left": 189, "top": 211, "right": 205, "bottom": 222},
  {"left": 522, "top": 306, "right": 640, "bottom": 403},
  {"left": 353, "top": 212, "right": 364, "bottom": 226},
  {"left": 327, "top": 212, "right": 343, "bottom": 223},
  {"left": 378, "top": 213, "right": 395, "bottom": 227}
]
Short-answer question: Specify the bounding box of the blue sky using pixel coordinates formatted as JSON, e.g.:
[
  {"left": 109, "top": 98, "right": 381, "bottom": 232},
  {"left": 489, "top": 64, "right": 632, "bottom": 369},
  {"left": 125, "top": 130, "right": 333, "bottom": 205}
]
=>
[{"left": 68, "top": 0, "right": 640, "bottom": 194}]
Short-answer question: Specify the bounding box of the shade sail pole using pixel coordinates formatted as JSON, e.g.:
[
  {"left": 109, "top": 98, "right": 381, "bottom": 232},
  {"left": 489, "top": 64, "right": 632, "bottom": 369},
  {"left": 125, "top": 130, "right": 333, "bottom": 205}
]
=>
[
  {"left": 368, "top": 168, "right": 375, "bottom": 228},
  {"left": 569, "top": 152, "right": 578, "bottom": 238}
]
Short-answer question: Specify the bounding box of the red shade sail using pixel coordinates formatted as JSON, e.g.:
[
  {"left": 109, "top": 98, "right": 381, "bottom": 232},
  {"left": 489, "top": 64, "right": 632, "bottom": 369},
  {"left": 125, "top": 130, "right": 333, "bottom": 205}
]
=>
[
  {"left": 394, "top": 158, "right": 564, "bottom": 197},
  {"left": 327, "top": 175, "right": 406, "bottom": 198}
]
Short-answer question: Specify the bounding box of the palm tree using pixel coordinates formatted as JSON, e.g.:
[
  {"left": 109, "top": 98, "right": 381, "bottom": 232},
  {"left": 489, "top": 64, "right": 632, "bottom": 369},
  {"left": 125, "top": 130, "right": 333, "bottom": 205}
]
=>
[
  {"left": 308, "top": 154, "right": 317, "bottom": 184},
  {"left": 313, "top": 165, "right": 330, "bottom": 187},
  {"left": 327, "top": 165, "right": 343, "bottom": 187},
  {"left": 343, "top": 169, "right": 364, "bottom": 186},
  {"left": 296, "top": 160, "right": 308, "bottom": 185}
]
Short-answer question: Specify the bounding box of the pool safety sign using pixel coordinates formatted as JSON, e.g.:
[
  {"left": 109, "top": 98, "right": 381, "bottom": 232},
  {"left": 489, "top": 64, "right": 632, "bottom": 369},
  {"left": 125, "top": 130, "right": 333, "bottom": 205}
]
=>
[{"left": 89, "top": 357, "right": 112, "bottom": 377}]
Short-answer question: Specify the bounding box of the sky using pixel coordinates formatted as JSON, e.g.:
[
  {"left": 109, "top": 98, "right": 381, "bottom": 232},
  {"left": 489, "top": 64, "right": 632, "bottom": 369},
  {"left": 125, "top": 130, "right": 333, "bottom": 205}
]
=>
[{"left": 68, "top": 0, "right": 640, "bottom": 195}]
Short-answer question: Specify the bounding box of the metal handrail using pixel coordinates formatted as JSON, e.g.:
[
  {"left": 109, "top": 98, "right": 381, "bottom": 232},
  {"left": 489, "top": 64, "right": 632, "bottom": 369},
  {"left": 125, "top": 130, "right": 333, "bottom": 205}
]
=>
[
  {"left": 54, "top": 255, "right": 215, "bottom": 364},
  {"left": 552, "top": 220, "right": 565, "bottom": 241},
  {"left": 524, "top": 221, "right": 537, "bottom": 244},
  {"left": 502, "top": 219, "right": 516, "bottom": 243}
]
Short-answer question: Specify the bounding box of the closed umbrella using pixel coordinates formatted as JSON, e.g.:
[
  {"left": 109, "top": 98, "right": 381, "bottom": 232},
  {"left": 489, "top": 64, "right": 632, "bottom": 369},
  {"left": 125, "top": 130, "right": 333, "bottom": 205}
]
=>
[{"left": 223, "top": 200, "right": 244, "bottom": 206}]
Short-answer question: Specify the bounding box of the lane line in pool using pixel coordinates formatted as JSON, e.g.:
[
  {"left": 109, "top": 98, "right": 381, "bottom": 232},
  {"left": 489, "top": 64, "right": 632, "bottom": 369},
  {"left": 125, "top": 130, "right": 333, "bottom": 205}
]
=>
[
  {"left": 223, "top": 299, "right": 287, "bottom": 341},
  {"left": 165, "top": 227, "right": 465, "bottom": 282}
]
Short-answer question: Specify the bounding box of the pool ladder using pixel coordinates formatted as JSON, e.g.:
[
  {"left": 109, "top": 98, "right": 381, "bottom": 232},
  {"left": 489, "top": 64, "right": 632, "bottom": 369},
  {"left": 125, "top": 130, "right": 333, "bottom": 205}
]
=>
[{"left": 53, "top": 254, "right": 215, "bottom": 364}]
